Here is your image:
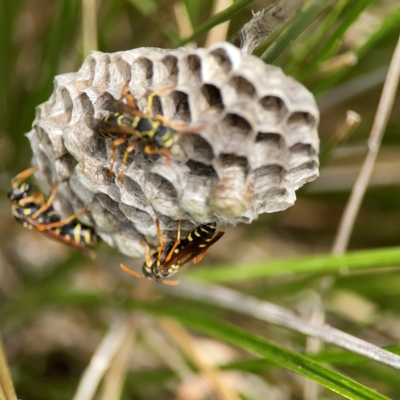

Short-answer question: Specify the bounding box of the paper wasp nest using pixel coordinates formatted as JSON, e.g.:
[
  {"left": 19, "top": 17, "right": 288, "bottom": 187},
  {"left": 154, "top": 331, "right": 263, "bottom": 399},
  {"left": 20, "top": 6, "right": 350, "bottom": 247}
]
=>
[{"left": 27, "top": 42, "right": 319, "bottom": 257}]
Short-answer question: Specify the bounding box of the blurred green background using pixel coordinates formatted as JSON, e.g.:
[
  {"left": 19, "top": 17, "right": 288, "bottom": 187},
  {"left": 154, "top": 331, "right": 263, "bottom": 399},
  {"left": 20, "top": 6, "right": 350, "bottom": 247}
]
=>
[{"left": 1, "top": 0, "right": 400, "bottom": 399}]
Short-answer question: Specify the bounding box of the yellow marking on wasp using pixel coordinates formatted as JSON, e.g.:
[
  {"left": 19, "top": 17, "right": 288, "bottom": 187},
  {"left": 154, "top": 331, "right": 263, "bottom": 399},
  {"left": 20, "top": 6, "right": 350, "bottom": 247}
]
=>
[
  {"left": 198, "top": 244, "right": 207, "bottom": 248},
  {"left": 65, "top": 234, "right": 71, "bottom": 241},
  {"left": 187, "top": 233, "right": 193, "bottom": 242},
  {"left": 174, "top": 248, "right": 179, "bottom": 253},
  {"left": 23, "top": 208, "right": 32, "bottom": 216},
  {"left": 194, "top": 229, "right": 201, "bottom": 237},
  {"left": 73, "top": 224, "right": 82, "bottom": 243},
  {"left": 54, "top": 228, "right": 60, "bottom": 235},
  {"left": 205, "top": 238, "right": 212, "bottom": 242},
  {"left": 200, "top": 227, "right": 210, "bottom": 234},
  {"left": 132, "top": 115, "right": 140, "bottom": 127},
  {"left": 104, "top": 115, "right": 110, "bottom": 121},
  {"left": 117, "top": 115, "right": 125, "bottom": 126}
]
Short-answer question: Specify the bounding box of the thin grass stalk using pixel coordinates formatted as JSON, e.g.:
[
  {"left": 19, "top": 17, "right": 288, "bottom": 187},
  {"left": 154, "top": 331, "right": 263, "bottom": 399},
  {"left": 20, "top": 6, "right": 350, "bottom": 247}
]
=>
[{"left": 161, "top": 280, "right": 400, "bottom": 371}]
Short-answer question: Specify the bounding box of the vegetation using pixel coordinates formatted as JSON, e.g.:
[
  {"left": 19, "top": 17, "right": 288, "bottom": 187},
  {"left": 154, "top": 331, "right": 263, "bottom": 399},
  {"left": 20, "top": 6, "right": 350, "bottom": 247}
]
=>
[{"left": 1, "top": 0, "right": 400, "bottom": 398}]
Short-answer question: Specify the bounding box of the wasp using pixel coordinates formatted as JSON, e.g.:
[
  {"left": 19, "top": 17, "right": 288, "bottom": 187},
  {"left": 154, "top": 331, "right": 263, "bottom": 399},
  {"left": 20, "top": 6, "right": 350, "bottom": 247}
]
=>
[
  {"left": 7, "top": 167, "right": 98, "bottom": 259},
  {"left": 87, "top": 82, "right": 204, "bottom": 183},
  {"left": 120, "top": 220, "right": 225, "bottom": 285}
]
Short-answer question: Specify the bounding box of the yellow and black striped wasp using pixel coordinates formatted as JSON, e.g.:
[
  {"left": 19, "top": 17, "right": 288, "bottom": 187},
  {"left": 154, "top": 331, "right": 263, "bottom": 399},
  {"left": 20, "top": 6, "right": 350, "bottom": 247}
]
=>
[
  {"left": 7, "top": 167, "right": 98, "bottom": 259},
  {"left": 120, "top": 220, "right": 225, "bottom": 285},
  {"left": 87, "top": 82, "right": 205, "bottom": 183}
]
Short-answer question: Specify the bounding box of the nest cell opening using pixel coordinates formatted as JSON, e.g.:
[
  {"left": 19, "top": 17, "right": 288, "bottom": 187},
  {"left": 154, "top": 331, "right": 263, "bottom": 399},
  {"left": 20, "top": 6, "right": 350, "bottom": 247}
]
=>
[
  {"left": 120, "top": 203, "right": 153, "bottom": 226},
  {"left": 186, "top": 159, "right": 217, "bottom": 177},
  {"left": 201, "top": 84, "right": 224, "bottom": 113},
  {"left": 186, "top": 55, "right": 202, "bottom": 81},
  {"left": 133, "top": 58, "right": 154, "bottom": 84},
  {"left": 290, "top": 143, "right": 317, "bottom": 157},
  {"left": 252, "top": 132, "right": 286, "bottom": 169},
  {"left": 254, "top": 164, "right": 285, "bottom": 190},
  {"left": 95, "top": 193, "right": 127, "bottom": 222},
  {"left": 180, "top": 133, "right": 215, "bottom": 163},
  {"left": 219, "top": 153, "right": 249, "bottom": 176},
  {"left": 150, "top": 93, "right": 164, "bottom": 116},
  {"left": 115, "top": 58, "right": 132, "bottom": 83},
  {"left": 84, "top": 55, "right": 97, "bottom": 84},
  {"left": 256, "top": 132, "right": 284, "bottom": 147},
  {"left": 147, "top": 173, "right": 179, "bottom": 199},
  {"left": 171, "top": 90, "right": 191, "bottom": 122},
  {"left": 59, "top": 87, "right": 73, "bottom": 123},
  {"left": 162, "top": 55, "right": 179, "bottom": 83},
  {"left": 229, "top": 76, "right": 256, "bottom": 98},
  {"left": 287, "top": 112, "right": 316, "bottom": 134},
  {"left": 209, "top": 48, "right": 232, "bottom": 74},
  {"left": 220, "top": 113, "right": 253, "bottom": 149},
  {"left": 80, "top": 92, "right": 94, "bottom": 117},
  {"left": 122, "top": 176, "right": 148, "bottom": 205},
  {"left": 259, "top": 96, "right": 287, "bottom": 124}
]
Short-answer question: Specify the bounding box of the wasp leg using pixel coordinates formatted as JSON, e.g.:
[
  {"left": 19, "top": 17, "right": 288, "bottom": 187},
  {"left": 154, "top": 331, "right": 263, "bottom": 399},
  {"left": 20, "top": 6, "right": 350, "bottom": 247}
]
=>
[
  {"left": 146, "top": 86, "right": 175, "bottom": 114},
  {"left": 119, "top": 140, "right": 139, "bottom": 184},
  {"left": 18, "top": 192, "right": 46, "bottom": 207},
  {"left": 31, "top": 182, "right": 59, "bottom": 220},
  {"left": 165, "top": 220, "right": 181, "bottom": 262},
  {"left": 120, "top": 81, "right": 137, "bottom": 109},
  {"left": 110, "top": 137, "right": 130, "bottom": 178},
  {"left": 192, "top": 249, "right": 208, "bottom": 265},
  {"left": 120, "top": 264, "right": 145, "bottom": 279},
  {"left": 154, "top": 114, "right": 187, "bottom": 130},
  {"left": 144, "top": 144, "right": 171, "bottom": 166},
  {"left": 33, "top": 207, "right": 90, "bottom": 231},
  {"left": 11, "top": 167, "right": 38, "bottom": 189}
]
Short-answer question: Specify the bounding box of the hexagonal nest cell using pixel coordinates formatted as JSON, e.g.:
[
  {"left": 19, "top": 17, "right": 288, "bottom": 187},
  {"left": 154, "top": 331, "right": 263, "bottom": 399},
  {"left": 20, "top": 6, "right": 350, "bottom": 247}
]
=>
[{"left": 26, "top": 42, "right": 319, "bottom": 258}]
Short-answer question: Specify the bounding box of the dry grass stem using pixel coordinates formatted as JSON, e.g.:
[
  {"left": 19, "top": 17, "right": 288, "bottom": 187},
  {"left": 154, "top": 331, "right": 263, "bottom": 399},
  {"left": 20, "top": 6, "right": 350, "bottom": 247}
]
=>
[
  {"left": 160, "top": 317, "right": 242, "bottom": 400},
  {"left": 72, "top": 318, "right": 133, "bottom": 400},
  {"left": 164, "top": 280, "right": 400, "bottom": 370},
  {"left": 100, "top": 329, "right": 135, "bottom": 400},
  {"left": 82, "top": 0, "right": 98, "bottom": 55},
  {"left": 173, "top": 2, "right": 194, "bottom": 39},
  {"left": 317, "top": 52, "right": 358, "bottom": 75},
  {"left": 0, "top": 339, "right": 17, "bottom": 400},
  {"left": 332, "top": 35, "right": 400, "bottom": 254},
  {"left": 142, "top": 321, "right": 194, "bottom": 381},
  {"left": 205, "top": 0, "right": 234, "bottom": 47}
]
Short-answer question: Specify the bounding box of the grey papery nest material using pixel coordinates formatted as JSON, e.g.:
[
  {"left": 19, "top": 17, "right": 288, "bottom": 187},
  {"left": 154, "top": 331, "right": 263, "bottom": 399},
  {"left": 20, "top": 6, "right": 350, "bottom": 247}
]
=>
[{"left": 27, "top": 42, "right": 319, "bottom": 258}]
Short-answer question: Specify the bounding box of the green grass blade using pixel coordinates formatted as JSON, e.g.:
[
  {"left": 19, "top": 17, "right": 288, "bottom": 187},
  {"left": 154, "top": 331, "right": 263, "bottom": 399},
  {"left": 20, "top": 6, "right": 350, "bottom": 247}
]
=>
[
  {"left": 189, "top": 246, "right": 400, "bottom": 282},
  {"left": 313, "top": 5, "right": 400, "bottom": 94},
  {"left": 126, "top": 0, "right": 157, "bottom": 16},
  {"left": 260, "top": 0, "right": 327, "bottom": 64},
  {"left": 299, "top": 0, "right": 374, "bottom": 81},
  {"left": 286, "top": 0, "right": 350, "bottom": 73},
  {"left": 177, "top": 0, "right": 255, "bottom": 46},
  {"left": 142, "top": 304, "right": 390, "bottom": 400}
]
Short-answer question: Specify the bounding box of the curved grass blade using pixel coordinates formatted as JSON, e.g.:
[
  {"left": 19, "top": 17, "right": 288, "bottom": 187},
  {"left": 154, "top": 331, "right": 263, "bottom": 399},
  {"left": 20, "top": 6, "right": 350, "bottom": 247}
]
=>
[
  {"left": 189, "top": 246, "right": 400, "bottom": 282},
  {"left": 261, "top": 0, "right": 327, "bottom": 64},
  {"left": 141, "top": 304, "right": 390, "bottom": 400}
]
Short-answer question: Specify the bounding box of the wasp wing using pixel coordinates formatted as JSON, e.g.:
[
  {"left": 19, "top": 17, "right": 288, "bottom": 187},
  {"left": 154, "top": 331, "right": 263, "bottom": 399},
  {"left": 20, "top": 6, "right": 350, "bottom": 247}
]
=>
[
  {"left": 26, "top": 217, "right": 97, "bottom": 259},
  {"left": 160, "top": 230, "right": 225, "bottom": 272},
  {"left": 86, "top": 116, "right": 142, "bottom": 139}
]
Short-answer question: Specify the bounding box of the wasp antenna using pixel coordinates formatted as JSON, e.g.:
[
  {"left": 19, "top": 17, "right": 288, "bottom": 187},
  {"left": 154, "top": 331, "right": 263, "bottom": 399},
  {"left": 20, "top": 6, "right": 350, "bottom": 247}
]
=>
[
  {"left": 162, "top": 279, "right": 180, "bottom": 286},
  {"left": 120, "top": 264, "right": 144, "bottom": 279}
]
